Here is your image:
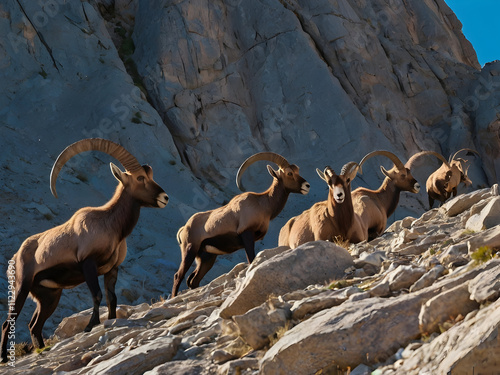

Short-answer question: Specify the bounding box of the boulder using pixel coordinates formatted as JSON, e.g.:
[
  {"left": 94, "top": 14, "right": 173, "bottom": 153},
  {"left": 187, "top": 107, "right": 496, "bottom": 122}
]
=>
[
  {"left": 54, "top": 306, "right": 130, "bottom": 339},
  {"left": 386, "top": 297, "right": 500, "bottom": 374},
  {"left": 377, "top": 265, "right": 426, "bottom": 292},
  {"left": 290, "top": 288, "right": 354, "bottom": 320},
  {"left": 259, "top": 259, "right": 497, "bottom": 374},
  {"left": 466, "top": 196, "right": 500, "bottom": 231},
  {"left": 410, "top": 265, "right": 445, "bottom": 292},
  {"left": 440, "top": 188, "right": 493, "bottom": 217},
  {"left": 232, "top": 300, "right": 291, "bottom": 350},
  {"left": 418, "top": 282, "right": 479, "bottom": 334},
  {"left": 260, "top": 296, "right": 424, "bottom": 373},
  {"left": 469, "top": 260, "right": 500, "bottom": 303},
  {"left": 467, "top": 225, "right": 500, "bottom": 250},
  {"left": 86, "top": 335, "right": 181, "bottom": 375},
  {"left": 217, "top": 358, "right": 259, "bottom": 375},
  {"left": 219, "top": 241, "right": 354, "bottom": 318}
]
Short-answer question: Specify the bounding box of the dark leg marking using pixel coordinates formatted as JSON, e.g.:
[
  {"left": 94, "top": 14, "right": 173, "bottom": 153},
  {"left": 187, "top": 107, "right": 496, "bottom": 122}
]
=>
[
  {"left": 82, "top": 258, "right": 102, "bottom": 332},
  {"left": 104, "top": 267, "right": 118, "bottom": 320},
  {"left": 172, "top": 243, "right": 197, "bottom": 298},
  {"left": 29, "top": 285, "right": 62, "bottom": 349},
  {"left": 240, "top": 230, "right": 256, "bottom": 263},
  {"left": 187, "top": 250, "right": 217, "bottom": 290}
]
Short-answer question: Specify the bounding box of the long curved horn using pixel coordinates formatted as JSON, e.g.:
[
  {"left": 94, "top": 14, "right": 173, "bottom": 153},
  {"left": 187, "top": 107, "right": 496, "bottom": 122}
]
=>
[
  {"left": 449, "top": 148, "right": 479, "bottom": 163},
  {"left": 236, "top": 152, "right": 290, "bottom": 191},
  {"left": 50, "top": 138, "right": 142, "bottom": 198},
  {"left": 405, "top": 151, "right": 449, "bottom": 169},
  {"left": 340, "top": 161, "right": 361, "bottom": 182},
  {"left": 358, "top": 150, "right": 405, "bottom": 172}
]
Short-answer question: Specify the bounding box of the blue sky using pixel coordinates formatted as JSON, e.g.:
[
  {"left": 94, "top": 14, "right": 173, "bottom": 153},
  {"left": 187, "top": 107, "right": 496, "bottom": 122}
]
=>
[{"left": 445, "top": 0, "right": 500, "bottom": 66}]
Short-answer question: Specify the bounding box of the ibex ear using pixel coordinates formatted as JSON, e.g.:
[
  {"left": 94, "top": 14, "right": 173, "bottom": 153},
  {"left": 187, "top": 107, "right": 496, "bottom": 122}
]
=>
[
  {"left": 380, "top": 166, "right": 391, "bottom": 179},
  {"left": 267, "top": 165, "right": 278, "bottom": 179},
  {"left": 110, "top": 162, "right": 125, "bottom": 183},
  {"left": 316, "top": 168, "right": 327, "bottom": 182}
]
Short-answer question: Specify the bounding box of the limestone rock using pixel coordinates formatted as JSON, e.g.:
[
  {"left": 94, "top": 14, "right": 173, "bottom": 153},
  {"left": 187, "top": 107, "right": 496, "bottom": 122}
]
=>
[
  {"left": 138, "top": 306, "right": 185, "bottom": 322},
  {"left": 355, "top": 250, "right": 388, "bottom": 269},
  {"left": 369, "top": 281, "right": 391, "bottom": 298},
  {"left": 410, "top": 265, "right": 445, "bottom": 292},
  {"left": 290, "top": 288, "right": 352, "bottom": 321},
  {"left": 233, "top": 301, "right": 291, "bottom": 350},
  {"left": 383, "top": 297, "right": 500, "bottom": 374},
  {"left": 217, "top": 358, "right": 259, "bottom": 375},
  {"left": 219, "top": 241, "right": 354, "bottom": 318},
  {"left": 379, "top": 265, "right": 426, "bottom": 292},
  {"left": 211, "top": 349, "right": 238, "bottom": 364},
  {"left": 467, "top": 225, "right": 500, "bottom": 250},
  {"left": 469, "top": 260, "right": 500, "bottom": 303},
  {"left": 259, "top": 295, "right": 424, "bottom": 373},
  {"left": 54, "top": 306, "right": 130, "bottom": 339},
  {"left": 418, "top": 282, "right": 479, "bottom": 334},
  {"left": 259, "top": 257, "right": 497, "bottom": 374},
  {"left": 439, "top": 243, "right": 469, "bottom": 269},
  {"left": 2, "top": 0, "right": 500, "bottom": 374},
  {"left": 86, "top": 335, "right": 181, "bottom": 374},
  {"left": 465, "top": 196, "right": 500, "bottom": 231},
  {"left": 143, "top": 361, "right": 206, "bottom": 375},
  {"left": 440, "top": 188, "right": 493, "bottom": 217},
  {"left": 1, "top": 0, "right": 499, "bottom": 346},
  {"left": 54, "top": 310, "right": 97, "bottom": 340}
]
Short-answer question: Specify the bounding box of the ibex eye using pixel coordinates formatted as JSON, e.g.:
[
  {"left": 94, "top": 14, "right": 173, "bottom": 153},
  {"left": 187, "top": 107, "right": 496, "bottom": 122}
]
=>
[
  {"left": 137, "top": 176, "right": 145, "bottom": 182},
  {"left": 287, "top": 172, "right": 293, "bottom": 176}
]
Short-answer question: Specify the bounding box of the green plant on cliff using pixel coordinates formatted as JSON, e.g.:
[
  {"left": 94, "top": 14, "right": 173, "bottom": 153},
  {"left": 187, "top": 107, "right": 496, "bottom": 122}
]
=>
[
  {"left": 460, "top": 229, "right": 476, "bottom": 237},
  {"left": 114, "top": 24, "right": 148, "bottom": 96},
  {"left": 470, "top": 246, "right": 493, "bottom": 265}
]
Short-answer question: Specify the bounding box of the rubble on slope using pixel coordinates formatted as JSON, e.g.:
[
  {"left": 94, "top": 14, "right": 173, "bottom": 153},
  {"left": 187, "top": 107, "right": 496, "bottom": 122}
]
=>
[{"left": 3, "top": 184, "right": 499, "bottom": 374}]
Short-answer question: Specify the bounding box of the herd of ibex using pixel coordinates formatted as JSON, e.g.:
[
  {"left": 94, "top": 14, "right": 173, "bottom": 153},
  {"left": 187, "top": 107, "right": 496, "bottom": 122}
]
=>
[{"left": 1, "top": 137, "right": 480, "bottom": 362}]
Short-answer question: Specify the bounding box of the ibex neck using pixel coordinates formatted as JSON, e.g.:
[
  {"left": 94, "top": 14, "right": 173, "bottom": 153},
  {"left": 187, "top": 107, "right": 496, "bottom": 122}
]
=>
[
  {"left": 328, "top": 188, "right": 355, "bottom": 237},
  {"left": 377, "top": 178, "right": 401, "bottom": 218},
  {"left": 103, "top": 185, "right": 141, "bottom": 240},
  {"left": 265, "top": 179, "right": 290, "bottom": 220}
]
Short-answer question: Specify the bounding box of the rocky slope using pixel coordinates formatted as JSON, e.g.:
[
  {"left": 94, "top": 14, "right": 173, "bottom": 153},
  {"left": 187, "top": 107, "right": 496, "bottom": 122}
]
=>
[
  {"left": 1, "top": 0, "right": 499, "bottom": 347},
  {"left": 3, "top": 184, "right": 500, "bottom": 374}
]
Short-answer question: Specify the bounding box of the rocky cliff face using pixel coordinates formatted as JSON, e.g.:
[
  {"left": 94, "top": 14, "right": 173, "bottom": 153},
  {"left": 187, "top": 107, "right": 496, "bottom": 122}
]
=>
[{"left": 0, "top": 0, "right": 499, "bottom": 353}]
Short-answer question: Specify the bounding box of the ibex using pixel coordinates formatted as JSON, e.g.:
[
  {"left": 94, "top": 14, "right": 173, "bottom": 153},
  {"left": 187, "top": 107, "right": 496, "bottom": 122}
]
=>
[
  {"left": 1, "top": 138, "right": 168, "bottom": 362},
  {"left": 278, "top": 162, "right": 366, "bottom": 248},
  {"left": 426, "top": 148, "right": 479, "bottom": 208},
  {"left": 172, "top": 152, "right": 310, "bottom": 297},
  {"left": 352, "top": 150, "right": 448, "bottom": 239}
]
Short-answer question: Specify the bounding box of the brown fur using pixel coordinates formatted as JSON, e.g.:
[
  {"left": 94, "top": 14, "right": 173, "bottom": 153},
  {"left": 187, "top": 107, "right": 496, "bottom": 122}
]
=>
[
  {"left": 426, "top": 149, "right": 478, "bottom": 208},
  {"left": 172, "top": 164, "right": 309, "bottom": 297},
  {"left": 1, "top": 163, "right": 167, "bottom": 362},
  {"left": 278, "top": 166, "right": 367, "bottom": 249},
  {"left": 426, "top": 159, "right": 471, "bottom": 208},
  {"left": 352, "top": 165, "right": 418, "bottom": 240}
]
